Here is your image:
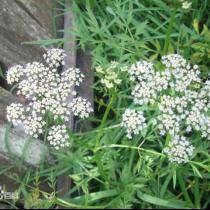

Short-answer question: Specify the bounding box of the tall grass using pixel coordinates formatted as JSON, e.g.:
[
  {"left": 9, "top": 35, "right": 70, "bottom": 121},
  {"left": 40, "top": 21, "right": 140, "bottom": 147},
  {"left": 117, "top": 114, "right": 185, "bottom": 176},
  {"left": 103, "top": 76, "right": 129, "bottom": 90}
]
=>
[{"left": 0, "top": 0, "right": 210, "bottom": 208}]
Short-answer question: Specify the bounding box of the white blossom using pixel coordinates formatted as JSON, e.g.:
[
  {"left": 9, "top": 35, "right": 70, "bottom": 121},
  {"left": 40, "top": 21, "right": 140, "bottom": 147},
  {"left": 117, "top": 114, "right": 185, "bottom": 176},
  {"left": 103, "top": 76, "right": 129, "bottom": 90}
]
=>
[
  {"left": 200, "top": 80, "right": 210, "bottom": 99},
  {"left": 128, "top": 60, "right": 155, "bottom": 82},
  {"left": 7, "top": 103, "right": 25, "bottom": 125},
  {"left": 23, "top": 113, "right": 46, "bottom": 138},
  {"left": 132, "top": 81, "right": 157, "bottom": 105},
  {"left": 121, "top": 108, "right": 147, "bottom": 139},
  {"left": 7, "top": 65, "right": 24, "bottom": 84},
  {"left": 162, "top": 54, "right": 187, "bottom": 69},
  {"left": 70, "top": 97, "right": 93, "bottom": 118},
  {"left": 47, "top": 125, "right": 71, "bottom": 150},
  {"left": 156, "top": 112, "right": 181, "bottom": 136},
  {"left": 43, "top": 48, "right": 66, "bottom": 67},
  {"left": 96, "top": 62, "right": 123, "bottom": 89},
  {"left": 6, "top": 48, "right": 93, "bottom": 148},
  {"left": 17, "top": 79, "right": 38, "bottom": 98},
  {"left": 181, "top": 1, "right": 192, "bottom": 9},
  {"left": 163, "top": 135, "right": 194, "bottom": 164},
  {"left": 153, "top": 71, "right": 170, "bottom": 91},
  {"left": 25, "top": 62, "right": 46, "bottom": 78},
  {"left": 123, "top": 54, "right": 210, "bottom": 146},
  {"left": 59, "top": 68, "right": 84, "bottom": 97},
  {"left": 199, "top": 116, "right": 210, "bottom": 140}
]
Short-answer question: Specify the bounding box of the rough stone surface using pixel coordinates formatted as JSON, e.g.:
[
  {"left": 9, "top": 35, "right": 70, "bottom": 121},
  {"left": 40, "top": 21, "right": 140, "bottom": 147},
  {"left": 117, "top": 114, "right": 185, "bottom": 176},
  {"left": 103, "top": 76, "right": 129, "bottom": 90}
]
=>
[
  {"left": 0, "top": 87, "right": 50, "bottom": 166},
  {"left": 0, "top": 124, "right": 50, "bottom": 166}
]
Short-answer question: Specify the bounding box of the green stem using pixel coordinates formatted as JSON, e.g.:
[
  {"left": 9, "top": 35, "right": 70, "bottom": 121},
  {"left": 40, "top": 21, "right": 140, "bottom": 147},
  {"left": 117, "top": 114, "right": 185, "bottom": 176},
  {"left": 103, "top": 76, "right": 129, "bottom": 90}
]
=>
[
  {"left": 128, "top": 138, "right": 139, "bottom": 172},
  {"left": 95, "top": 144, "right": 165, "bottom": 157},
  {"left": 94, "top": 94, "right": 115, "bottom": 151},
  {"left": 194, "top": 177, "right": 200, "bottom": 208},
  {"left": 177, "top": 170, "right": 194, "bottom": 207}
]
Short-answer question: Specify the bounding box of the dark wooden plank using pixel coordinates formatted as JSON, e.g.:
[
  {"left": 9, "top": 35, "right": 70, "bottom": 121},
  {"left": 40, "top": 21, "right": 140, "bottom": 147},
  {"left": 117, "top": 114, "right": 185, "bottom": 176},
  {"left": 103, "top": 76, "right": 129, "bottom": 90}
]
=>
[
  {"left": 16, "top": 0, "right": 53, "bottom": 35},
  {"left": 0, "top": 0, "right": 53, "bottom": 67},
  {"left": 57, "top": 0, "right": 76, "bottom": 199},
  {"left": 77, "top": 49, "right": 94, "bottom": 107}
]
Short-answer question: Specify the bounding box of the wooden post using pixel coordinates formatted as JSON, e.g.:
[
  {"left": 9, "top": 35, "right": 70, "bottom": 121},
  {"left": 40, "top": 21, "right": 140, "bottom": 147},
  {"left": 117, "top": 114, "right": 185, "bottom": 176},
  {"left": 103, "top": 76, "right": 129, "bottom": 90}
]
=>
[{"left": 57, "top": 0, "right": 76, "bottom": 198}]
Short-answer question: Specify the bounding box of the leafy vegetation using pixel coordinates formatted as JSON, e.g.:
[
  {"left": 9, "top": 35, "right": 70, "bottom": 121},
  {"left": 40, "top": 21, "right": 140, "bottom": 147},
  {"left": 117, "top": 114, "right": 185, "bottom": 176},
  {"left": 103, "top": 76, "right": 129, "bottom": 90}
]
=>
[{"left": 1, "top": 0, "right": 210, "bottom": 209}]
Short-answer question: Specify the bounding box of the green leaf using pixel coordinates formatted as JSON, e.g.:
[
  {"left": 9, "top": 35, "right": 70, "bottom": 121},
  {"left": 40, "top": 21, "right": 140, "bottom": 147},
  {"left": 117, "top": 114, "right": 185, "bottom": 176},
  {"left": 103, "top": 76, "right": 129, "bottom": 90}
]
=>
[
  {"left": 106, "top": 7, "right": 115, "bottom": 16},
  {"left": 137, "top": 192, "right": 190, "bottom": 209},
  {"left": 0, "top": 66, "right": 5, "bottom": 79}
]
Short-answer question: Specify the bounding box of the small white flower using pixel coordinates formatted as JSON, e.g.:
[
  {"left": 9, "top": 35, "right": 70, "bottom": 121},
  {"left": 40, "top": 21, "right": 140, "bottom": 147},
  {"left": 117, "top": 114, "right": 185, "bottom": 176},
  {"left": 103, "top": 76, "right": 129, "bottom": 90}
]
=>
[
  {"left": 6, "top": 48, "right": 92, "bottom": 143},
  {"left": 47, "top": 125, "right": 71, "bottom": 150},
  {"left": 47, "top": 100, "right": 70, "bottom": 121},
  {"left": 128, "top": 60, "right": 155, "bottom": 82},
  {"left": 163, "top": 135, "right": 194, "bottom": 164},
  {"left": 60, "top": 68, "right": 84, "bottom": 93},
  {"left": 25, "top": 62, "right": 46, "bottom": 78},
  {"left": 182, "top": 1, "right": 192, "bottom": 9},
  {"left": 121, "top": 108, "right": 147, "bottom": 139},
  {"left": 162, "top": 54, "right": 187, "bottom": 69},
  {"left": 43, "top": 48, "right": 66, "bottom": 67},
  {"left": 70, "top": 97, "right": 93, "bottom": 118},
  {"left": 7, "top": 103, "right": 25, "bottom": 125},
  {"left": 7, "top": 65, "right": 24, "bottom": 84},
  {"left": 17, "top": 79, "right": 38, "bottom": 98},
  {"left": 132, "top": 82, "right": 157, "bottom": 105},
  {"left": 23, "top": 114, "right": 46, "bottom": 138},
  {"left": 154, "top": 71, "right": 170, "bottom": 91},
  {"left": 156, "top": 112, "right": 181, "bottom": 135}
]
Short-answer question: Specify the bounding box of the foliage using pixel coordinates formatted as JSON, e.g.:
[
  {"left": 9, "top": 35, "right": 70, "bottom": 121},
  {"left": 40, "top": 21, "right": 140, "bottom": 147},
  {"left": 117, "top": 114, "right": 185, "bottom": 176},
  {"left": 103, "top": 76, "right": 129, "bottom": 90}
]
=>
[{"left": 0, "top": 0, "right": 210, "bottom": 209}]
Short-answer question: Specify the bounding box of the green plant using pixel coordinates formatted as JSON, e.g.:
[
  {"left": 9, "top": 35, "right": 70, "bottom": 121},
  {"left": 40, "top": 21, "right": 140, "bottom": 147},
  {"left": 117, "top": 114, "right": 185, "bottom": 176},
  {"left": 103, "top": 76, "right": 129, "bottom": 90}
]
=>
[{"left": 1, "top": 0, "right": 210, "bottom": 209}]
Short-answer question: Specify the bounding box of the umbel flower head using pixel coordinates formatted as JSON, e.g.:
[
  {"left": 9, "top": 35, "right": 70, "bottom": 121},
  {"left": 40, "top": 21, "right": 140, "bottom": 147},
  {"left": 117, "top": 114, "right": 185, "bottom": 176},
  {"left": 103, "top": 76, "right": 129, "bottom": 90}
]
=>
[
  {"left": 7, "top": 65, "right": 24, "bottom": 84},
  {"left": 121, "top": 108, "right": 147, "bottom": 139},
  {"left": 163, "top": 135, "right": 194, "bottom": 164},
  {"left": 43, "top": 48, "right": 66, "bottom": 67},
  {"left": 122, "top": 54, "right": 209, "bottom": 164},
  {"left": 180, "top": 0, "right": 192, "bottom": 10},
  {"left": 47, "top": 125, "right": 71, "bottom": 150},
  {"left": 6, "top": 103, "right": 25, "bottom": 126},
  {"left": 6, "top": 48, "right": 93, "bottom": 150},
  {"left": 70, "top": 97, "right": 93, "bottom": 119},
  {"left": 96, "top": 61, "right": 128, "bottom": 89}
]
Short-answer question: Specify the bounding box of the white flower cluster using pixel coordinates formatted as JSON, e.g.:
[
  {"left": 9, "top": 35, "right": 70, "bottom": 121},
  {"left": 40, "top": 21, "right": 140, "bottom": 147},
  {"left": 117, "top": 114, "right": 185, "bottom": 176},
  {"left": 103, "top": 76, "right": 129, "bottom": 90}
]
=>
[
  {"left": 43, "top": 48, "right": 66, "bottom": 67},
  {"left": 96, "top": 61, "right": 127, "bottom": 89},
  {"left": 128, "top": 60, "right": 155, "bottom": 82},
  {"left": 6, "top": 48, "right": 93, "bottom": 149},
  {"left": 122, "top": 54, "right": 209, "bottom": 164},
  {"left": 163, "top": 136, "right": 194, "bottom": 164},
  {"left": 180, "top": 0, "right": 192, "bottom": 9},
  {"left": 24, "top": 114, "right": 46, "bottom": 138},
  {"left": 131, "top": 55, "right": 201, "bottom": 106},
  {"left": 70, "top": 97, "right": 93, "bottom": 119},
  {"left": 47, "top": 125, "right": 71, "bottom": 150},
  {"left": 132, "top": 82, "right": 157, "bottom": 105},
  {"left": 121, "top": 108, "right": 146, "bottom": 139},
  {"left": 162, "top": 54, "right": 187, "bottom": 68},
  {"left": 59, "top": 67, "right": 84, "bottom": 98},
  {"left": 7, "top": 65, "right": 24, "bottom": 84},
  {"left": 6, "top": 103, "right": 25, "bottom": 126}
]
